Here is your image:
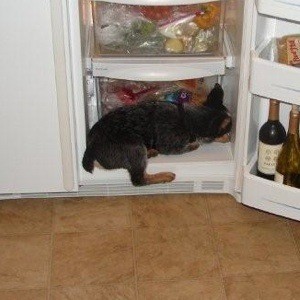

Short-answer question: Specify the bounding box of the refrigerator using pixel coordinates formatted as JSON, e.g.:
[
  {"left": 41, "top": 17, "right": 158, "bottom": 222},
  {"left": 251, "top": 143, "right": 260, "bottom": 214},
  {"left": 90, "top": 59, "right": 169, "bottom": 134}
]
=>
[{"left": 65, "top": 0, "right": 300, "bottom": 220}]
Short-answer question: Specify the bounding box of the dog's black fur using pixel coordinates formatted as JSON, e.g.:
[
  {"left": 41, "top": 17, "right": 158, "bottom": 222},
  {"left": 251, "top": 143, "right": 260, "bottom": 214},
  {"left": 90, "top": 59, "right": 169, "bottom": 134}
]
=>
[{"left": 82, "top": 83, "right": 232, "bottom": 186}]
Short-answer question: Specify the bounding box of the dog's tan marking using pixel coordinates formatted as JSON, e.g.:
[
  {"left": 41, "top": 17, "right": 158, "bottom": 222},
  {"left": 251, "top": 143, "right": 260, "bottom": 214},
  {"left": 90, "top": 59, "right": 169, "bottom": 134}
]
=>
[
  {"left": 215, "top": 133, "right": 230, "bottom": 143},
  {"left": 93, "top": 160, "right": 102, "bottom": 169},
  {"left": 144, "top": 172, "right": 176, "bottom": 185},
  {"left": 187, "top": 141, "right": 200, "bottom": 151},
  {"left": 147, "top": 149, "right": 159, "bottom": 158},
  {"left": 220, "top": 117, "right": 231, "bottom": 130}
]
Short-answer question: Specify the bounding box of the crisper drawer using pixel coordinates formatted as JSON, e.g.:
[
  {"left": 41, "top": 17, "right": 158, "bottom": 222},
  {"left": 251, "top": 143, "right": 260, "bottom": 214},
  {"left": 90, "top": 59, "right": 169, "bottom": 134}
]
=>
[
  {"left": 91, "top": 0, "right": 224, "bottom": 56},
  {"left": 95, "top": 76, "right": 218, "bottom": 118},
  {"left": 242, "top": 158, "right": 300, "bottom": 221},
  {"left": 250, "top": 41, "right": 300, "bottom": 105}
]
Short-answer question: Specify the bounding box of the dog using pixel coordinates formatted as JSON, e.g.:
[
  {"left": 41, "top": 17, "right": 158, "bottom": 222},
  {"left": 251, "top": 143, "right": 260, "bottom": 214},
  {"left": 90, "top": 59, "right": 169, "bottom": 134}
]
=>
[{"left": 82, "top": 83, "right": 232, "bottom": 186}]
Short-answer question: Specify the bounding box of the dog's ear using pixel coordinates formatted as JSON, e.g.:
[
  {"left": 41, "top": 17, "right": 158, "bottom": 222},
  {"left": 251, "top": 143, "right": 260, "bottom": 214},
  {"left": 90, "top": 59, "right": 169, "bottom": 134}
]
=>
[{"left": 204, "top": 83, "right": 225, "bottom": 110}]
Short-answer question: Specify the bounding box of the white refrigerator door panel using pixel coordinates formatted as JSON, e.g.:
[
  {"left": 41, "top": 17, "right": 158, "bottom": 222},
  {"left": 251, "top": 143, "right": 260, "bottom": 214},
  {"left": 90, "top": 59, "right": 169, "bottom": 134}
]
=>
[
  {"left": 256, "top": 0, "right": 300, "bottom": 24},
  {"left": 0, "top": 0, "right": 70, "bottom": 193},
  {"left": 250, "top": 50, "right": 300, "bottom": 105}
]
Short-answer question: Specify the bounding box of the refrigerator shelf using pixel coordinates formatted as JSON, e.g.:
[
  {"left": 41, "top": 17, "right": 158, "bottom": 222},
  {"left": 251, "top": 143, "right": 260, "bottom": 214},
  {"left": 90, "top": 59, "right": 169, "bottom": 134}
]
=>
[
  {"left": 92, "top": 56, "right": 225, "bottom": 80},
  {"left": 256, "top": 0, "right": 300, "bottom": 23},
  {"left": 79, "top": 142, "right": 234, "bottom": 186},
  {"left": 242, "top": 156, "right": 300, "bottom": 221},
  {"left": 250, "top": 40, "right": 300, "bottom": 105}
]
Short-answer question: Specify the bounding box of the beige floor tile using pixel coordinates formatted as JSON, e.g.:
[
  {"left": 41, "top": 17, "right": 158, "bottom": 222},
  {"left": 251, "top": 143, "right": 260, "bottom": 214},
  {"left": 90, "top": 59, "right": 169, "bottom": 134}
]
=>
[
  {"left": 224, "top": 272, "right": 300, "bottom": 300},
  {"left": 53, "top": 197, "right": 131, "bottom": 233},
  {"left": 206, "top": 194, "right": 281, "bottom": 224},
  {"left": 132, "top": 194, "right": 208, "bottom": 228},
  {"left": 0, "top": 289, "right": 47, "bottom": 300},
  {"left": 51, "top": 230, "right": 134, "bottom": 287},
  {"left": 0, "top": 199, "right": 53, "bottom": 235},
  {"left": 135, "top": 226, "right": 218, "bottom": 281},
  {"left": 224, "top": 275, "right": 260, "bottom": 300},
  {"left": 51, "top": 284, "right": 136, "bottom": 300},
  {"left": 0, "top": 235, "right": 51, "bottom": 289},
  {"left": 138, "top": 273, "right": 225, "bottom": 300},
  {"left": 289, "top": 220, "right": 300, "bottom": 254},
  {"left": 214, "top": 222, "right": 300, "bottom": 276}
]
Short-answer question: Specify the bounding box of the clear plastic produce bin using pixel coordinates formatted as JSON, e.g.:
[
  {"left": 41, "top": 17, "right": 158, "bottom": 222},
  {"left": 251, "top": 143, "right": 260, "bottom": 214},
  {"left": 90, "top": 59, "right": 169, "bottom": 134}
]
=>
[
  {"left": 92, "top": 1, "right": 224, "bottom": 56},
  {"left": 96, "top": 76, "right": 218, "bottom": 117}
]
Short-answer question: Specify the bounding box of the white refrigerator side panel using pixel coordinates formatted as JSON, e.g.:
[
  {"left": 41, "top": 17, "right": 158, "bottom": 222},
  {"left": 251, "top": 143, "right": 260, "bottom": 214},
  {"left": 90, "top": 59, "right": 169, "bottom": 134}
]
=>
[{"left": 0, "top": 0, "right": 70, "bottom": 193}]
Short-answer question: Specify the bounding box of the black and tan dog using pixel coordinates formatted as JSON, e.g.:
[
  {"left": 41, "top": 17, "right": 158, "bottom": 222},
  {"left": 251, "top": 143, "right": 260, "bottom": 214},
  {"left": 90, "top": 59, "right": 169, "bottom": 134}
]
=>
[{"left": 82, "top": 83, "right": 232, "bottom": 186}]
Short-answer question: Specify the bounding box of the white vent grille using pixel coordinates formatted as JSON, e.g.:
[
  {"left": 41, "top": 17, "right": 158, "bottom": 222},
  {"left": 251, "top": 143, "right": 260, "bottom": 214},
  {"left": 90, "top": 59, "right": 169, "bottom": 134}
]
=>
[
  {"left": 79, "top": 181, "right": 194, "bottom": 196},
  {"left": 201, "top": 181, "right": 225, "bottom": 191}
]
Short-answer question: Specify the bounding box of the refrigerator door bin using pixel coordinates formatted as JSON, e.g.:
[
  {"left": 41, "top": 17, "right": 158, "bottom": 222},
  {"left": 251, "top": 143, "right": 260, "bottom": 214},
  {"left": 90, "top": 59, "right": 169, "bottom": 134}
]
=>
[
  {"left": 242, "top": 156, "right": 300, "bottom": 221},
  {"left": 250, "top": 40, "right": 300, "bottom": 104},
  {"left": 91, "top": 0, "right": 224, "bottom": 57},
  {"left": 256, "top": 0, "right": 300, "bottom": 24}
]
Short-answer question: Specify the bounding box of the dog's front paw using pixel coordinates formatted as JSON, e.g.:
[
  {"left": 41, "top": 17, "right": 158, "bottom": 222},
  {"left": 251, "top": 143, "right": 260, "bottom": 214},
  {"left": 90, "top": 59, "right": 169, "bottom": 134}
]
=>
[
  {"left": 145, "top": 172, "right": 176, "bottom": 185},
  {"left": 162, "top": 172, "right": 176, "bottom": 183}
]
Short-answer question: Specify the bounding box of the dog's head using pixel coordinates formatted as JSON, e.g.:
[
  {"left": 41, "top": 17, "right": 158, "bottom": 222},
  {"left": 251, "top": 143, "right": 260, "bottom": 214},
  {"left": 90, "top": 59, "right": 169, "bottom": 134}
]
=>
[{"left": 202, "top": 83, "right": 232, "bottom": 143}]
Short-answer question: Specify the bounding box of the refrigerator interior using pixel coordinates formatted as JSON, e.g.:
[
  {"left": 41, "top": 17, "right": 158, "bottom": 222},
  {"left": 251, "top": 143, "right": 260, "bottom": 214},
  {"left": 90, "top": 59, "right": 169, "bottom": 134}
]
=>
[
  {"left": 70, "top": 0, "right": 245, "bottom": 195},
  {"left": 242, "top": 0, "right": 300, "bottom": 220}
]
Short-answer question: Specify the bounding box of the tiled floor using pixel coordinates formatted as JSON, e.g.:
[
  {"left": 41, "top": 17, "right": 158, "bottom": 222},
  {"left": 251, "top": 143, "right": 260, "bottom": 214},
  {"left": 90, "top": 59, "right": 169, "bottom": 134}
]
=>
[{"left": 0, "top": 194, "right": 299, "bottom": 300}]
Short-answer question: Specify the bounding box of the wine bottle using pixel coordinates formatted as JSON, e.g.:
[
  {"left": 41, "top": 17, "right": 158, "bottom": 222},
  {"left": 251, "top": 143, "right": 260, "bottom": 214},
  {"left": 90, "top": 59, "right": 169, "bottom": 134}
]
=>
[
  {"left": 257, "top": 99, "right": 286, "bottom": 180},
  {"left": 275, "top": 106, "right": 300, "bottom": 188}
]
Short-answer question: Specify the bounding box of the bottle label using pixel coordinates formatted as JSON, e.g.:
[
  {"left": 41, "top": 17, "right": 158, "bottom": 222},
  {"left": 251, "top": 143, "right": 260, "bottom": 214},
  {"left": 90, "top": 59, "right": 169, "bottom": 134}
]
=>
[
  {"left": 286, "top": 37, "right": 300, "bottom": 66},
  {"left": 275, "top": 171, "right": 284, "bottom": 184},
  {"left": 258, "top": 142, "right": 282, "bottom": 175}
]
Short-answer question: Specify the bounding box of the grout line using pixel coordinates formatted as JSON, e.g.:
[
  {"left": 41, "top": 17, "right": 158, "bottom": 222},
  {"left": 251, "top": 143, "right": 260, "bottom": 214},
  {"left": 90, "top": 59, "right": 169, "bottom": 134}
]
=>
[
  {"left": 286, "top": 221, "right": 300, "bottom": 259},
  {"left": 129, "top": 198, "right": 139, "bottom": 300},
  {"left": 204, "top": 194, "right": 228, "bottom": 300},
  {"left": 47, "top": 200, "right": 56, "bottom": 300}
]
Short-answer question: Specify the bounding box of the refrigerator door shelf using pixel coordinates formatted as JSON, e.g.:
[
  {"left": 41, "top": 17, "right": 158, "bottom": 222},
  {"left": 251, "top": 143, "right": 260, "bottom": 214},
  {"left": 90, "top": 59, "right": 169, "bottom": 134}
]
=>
[
  {"left": 250, "top": 41, "right": 300, "bottom": 105},
  {"left": 242, "top": 156, "right": 300, "bottom": 221},
  {"left": 90, "top": 0, "right": 220, "bottom": 6},
  {"left": 256, "top": 0, "right": 300, "bottom": 24},
  {"left": 92, "top": 56, "right": 225, "bottom": 80}
]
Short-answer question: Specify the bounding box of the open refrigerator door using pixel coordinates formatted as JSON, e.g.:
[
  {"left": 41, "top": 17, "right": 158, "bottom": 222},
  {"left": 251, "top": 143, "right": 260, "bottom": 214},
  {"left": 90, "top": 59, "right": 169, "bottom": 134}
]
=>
[{"left": 241, "top": 0, "right": 300, "bottom": 220}]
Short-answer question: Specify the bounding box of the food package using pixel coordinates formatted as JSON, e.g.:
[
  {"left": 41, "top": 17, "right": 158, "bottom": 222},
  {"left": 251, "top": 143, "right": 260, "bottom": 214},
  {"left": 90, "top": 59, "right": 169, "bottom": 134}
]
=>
[{"left": 277, "top": 35, "right": 300, "bottom": 67}]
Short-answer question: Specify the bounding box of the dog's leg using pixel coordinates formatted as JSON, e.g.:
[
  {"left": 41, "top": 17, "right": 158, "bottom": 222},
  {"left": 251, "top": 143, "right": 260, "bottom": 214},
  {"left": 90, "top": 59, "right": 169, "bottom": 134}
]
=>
[
  {"left": 127, "top": 146, "right": 175, "bottom": 185},
  {"left": 181, "top": 141, "right": 200, "bottom": 153},
  {"left": 147, "top": 149, "right": 159, "bottom": 158}
]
